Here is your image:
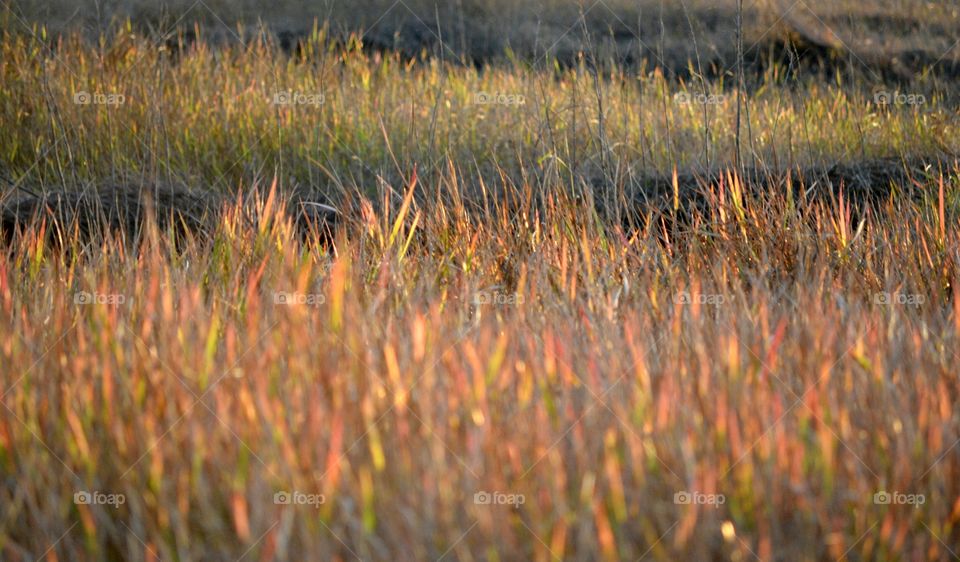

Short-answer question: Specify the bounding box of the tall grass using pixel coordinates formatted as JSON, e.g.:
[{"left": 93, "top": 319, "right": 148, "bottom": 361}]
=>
[
  {"left": 0, "top": 26, "right": 954, "bottom": 196},
  {"left": 2, "top": 163, "right": 960, "bottom": 560},
  {"left": 1, "top": 15, "right": 960, "bottom": 562}
]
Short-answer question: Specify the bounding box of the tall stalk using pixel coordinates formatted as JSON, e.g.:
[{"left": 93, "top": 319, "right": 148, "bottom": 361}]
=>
[{"left": 735, "top": 0, "right": 744, "bottom": 173}]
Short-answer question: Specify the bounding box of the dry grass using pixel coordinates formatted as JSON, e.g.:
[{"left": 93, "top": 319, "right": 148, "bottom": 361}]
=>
[
  {"left": 2, "top": 5, "right": 960, "bottom": 562},
  {"left": 0, "top": 24, "right": 955, "bottom": 196},
  {"left": 10, "top": 0, "right": 959, "bottom": 77},
  {"left": 2, "top": 164, "right": 960, "bottom": 560}
]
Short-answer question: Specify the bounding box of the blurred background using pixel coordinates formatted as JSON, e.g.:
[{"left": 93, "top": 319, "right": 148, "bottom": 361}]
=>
[{"left": 8, "top": 0, "right": 959, "bottom": 81}]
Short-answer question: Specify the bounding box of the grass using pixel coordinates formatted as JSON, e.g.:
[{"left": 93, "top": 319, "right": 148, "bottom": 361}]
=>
[
  {"left": 0, "top": 24, "right": 956, "bottom": 196},
  {"left": 2, "top": 5, "right": 960, "bottom": 561},
  {"left": 12, "top": 0, "right": 960, "bottom": 74},
  {"left": 3, "top": 164, "right": 960, "bottom": 560}
]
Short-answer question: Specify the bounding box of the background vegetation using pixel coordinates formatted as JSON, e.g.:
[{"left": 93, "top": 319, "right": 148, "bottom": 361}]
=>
[{"left": 1, "top": 1, "right": 959, "bottom": 560}]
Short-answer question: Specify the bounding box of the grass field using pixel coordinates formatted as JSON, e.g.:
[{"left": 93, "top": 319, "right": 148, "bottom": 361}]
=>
[{"left": 1, "top": 1, "right": 960, "bottom": 560}]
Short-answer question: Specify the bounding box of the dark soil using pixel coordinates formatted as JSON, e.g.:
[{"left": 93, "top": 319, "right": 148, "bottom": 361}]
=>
[{"left": 0, "top": 184, "right": 340, "bottom": 248}]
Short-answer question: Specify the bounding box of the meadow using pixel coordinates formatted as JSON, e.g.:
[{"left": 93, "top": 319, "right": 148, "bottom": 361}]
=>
[{"left": 1, "top": 1, "right": 959, "bottom": 560}]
